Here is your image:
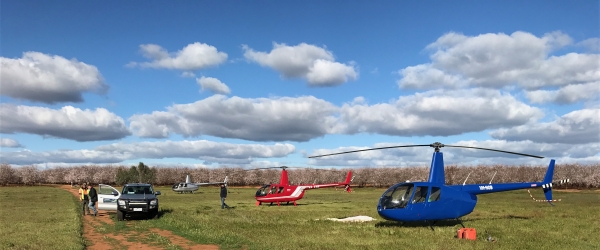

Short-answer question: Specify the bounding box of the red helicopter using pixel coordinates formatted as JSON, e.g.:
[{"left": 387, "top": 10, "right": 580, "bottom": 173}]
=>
[{"left": 250, "top": 166, "right": 354, "bottom": 206}]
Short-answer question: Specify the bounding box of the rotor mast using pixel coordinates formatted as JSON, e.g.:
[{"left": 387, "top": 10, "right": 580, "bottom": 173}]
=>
[
  {"left": 428, "top": 142, "right": 446, "bottom": 184},
  {"left": 279, "top": 166, "right": 290, "bottom": 186}
]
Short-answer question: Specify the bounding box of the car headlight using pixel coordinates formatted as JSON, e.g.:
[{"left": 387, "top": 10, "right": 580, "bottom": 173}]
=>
[
  {"left": 150, "top": 199, "right": 157, "bottom": 206},
  {"left": 118, "top": 200, "right": 126, "bottom": 206}
]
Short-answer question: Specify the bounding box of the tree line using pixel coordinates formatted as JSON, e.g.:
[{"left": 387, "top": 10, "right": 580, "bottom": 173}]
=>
[{"left": 0, "top": 162, "right": 598, "bottom": 188}]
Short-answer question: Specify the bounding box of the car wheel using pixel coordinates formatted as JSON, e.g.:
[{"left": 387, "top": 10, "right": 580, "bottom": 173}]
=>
[{"left": 117, "top": 210, "right": 125, "bottom": 221}]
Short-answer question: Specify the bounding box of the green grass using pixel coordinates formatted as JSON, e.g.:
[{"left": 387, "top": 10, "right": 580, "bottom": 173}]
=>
[
  {"left": 122, "top": 186, "right": 600, "bottom": 250},
  {"left": 1, "top": 186, "right": 598, "bottom": 250},
  {"left": 0, "top": 186, "right": 84, "bottom": 250}
]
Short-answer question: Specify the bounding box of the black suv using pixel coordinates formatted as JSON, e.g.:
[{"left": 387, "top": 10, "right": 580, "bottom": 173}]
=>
[{"left": 116, "top": 183, "right": 161, "bottom": 221}]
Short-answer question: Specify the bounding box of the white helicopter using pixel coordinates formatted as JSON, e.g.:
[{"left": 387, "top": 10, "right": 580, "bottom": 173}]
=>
[{"left": 171, "top": 175, "right": 228, "bottom": 194}]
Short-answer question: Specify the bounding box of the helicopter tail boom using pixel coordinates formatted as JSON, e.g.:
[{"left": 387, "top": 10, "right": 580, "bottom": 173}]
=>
[{"left": 453, "top": 159, "right": 557, "bottom": 205}]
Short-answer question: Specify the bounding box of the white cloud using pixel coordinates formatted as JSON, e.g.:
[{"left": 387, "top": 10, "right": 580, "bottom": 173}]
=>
[
  {"left": 0, "top": 52, "right": 108, "bottom": 103},
  {"left": 337, "top": 89, "right": 543, "bottom": 136},
  {"left": 129, "top": 95, "right": 339, "bottom": 141},
  {"left": 96, "top": 140, "right": 295, "bottom": 161},
  {"left": 0, "top": 140, "right": 295, "bottom": 165},
  {"left": 398, "top": 31, "right": 599, "bottom": 90},
  {"left": 181, "top": 72, "right": 196, "bottom": 78},
  {"left": 0, "top": 104, "right": 130, "bottom": 142},
  {"left": 398, "top": 64, "right": 466, "bottom": 89},
  {"left": 0, "top": 149, "right": 132, "bottom": 165},
  {"left": 525, "top": 82, "right": 600, "bottom": 104},
  {"left": 490, "top": 108, "right": 600, "bottom": 144},
  {"left": 577, "top": 38, "right": 600, "bottom": 52},
  {"left": 0, "top": 138, "right": 22, "bottom": 148},
  {"left": 305, "top": 59, "right": 358, "bottom": 86},
  {"left": 243, "top": 43, "right": 357, "bottom": 86},
  {"left": 308, "top": 140, "right": 599, "bottom": 167},
  {"left": 129, "top": 90, "right": 544, "bottom": 141},
  {"left": 130, "top": 42, "right": 227, "bottom": 71},
  {"left": 541, "top": 31, "right": 574, "bottom": 50},
  {"left": 196, "top": 76, "right": 231, "bottom": 94}
]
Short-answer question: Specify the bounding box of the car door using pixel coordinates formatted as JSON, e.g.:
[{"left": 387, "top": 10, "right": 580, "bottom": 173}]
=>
[{"left": 98, "top": 184, "right": 120, "bottom": 211}]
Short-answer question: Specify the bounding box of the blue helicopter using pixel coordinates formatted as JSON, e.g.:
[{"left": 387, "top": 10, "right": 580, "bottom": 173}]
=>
[{"left": 309, "top": 142, "right": 559, "bottom": 227}]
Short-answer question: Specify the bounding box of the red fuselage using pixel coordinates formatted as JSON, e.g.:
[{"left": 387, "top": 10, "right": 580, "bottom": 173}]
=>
[{"left": 254, "top": 170, "right": 353, "bottom": 206}]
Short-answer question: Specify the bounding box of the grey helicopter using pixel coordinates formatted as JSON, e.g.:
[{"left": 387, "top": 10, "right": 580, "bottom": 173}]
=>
[{"left": 171, "top": 175, "right": 228, "bottom": 193}]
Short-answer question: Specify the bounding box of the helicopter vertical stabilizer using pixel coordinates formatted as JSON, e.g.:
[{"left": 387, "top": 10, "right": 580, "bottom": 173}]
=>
[
  {"left": 185, "top": 175, "right": 191, "bottom": 184},
  {"left": 344, "top": 171, "right": 353, "bottom": 184},
  {"left": 543, "top": 159, "right": 556, "bottom": 203},
  {"left": 427, "top": 152, "right": 445, "bottom": 184}
]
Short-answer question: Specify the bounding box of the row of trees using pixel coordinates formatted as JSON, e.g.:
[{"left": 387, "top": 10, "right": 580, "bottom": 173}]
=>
[{"left": 1, "top": 162, "right": 599, "bottom": 188}]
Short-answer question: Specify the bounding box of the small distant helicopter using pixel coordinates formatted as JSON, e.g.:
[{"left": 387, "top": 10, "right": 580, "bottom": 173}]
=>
[
  {"left": 171, "top": 175, "right": 228, "bottom": 194},
  {"left": 249, "top": 166, "right": 354, "bottom": 206},
  {"left": 309, "top": 142, "right": 564, "bottom": 227}
]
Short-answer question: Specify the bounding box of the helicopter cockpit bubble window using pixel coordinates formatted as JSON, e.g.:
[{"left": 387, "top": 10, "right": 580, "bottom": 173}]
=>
[
  {"left": 256, "top": 184, "right": 270, "bottom": 197},
  {"left": 428, "top": 187, "right": 441, "bottom": 202},
  {"left": 380, "top": 184, "right": 414, "bottom": 209},
  {"left": 412, "top": 187, "right": 428, "bottom": 204}
]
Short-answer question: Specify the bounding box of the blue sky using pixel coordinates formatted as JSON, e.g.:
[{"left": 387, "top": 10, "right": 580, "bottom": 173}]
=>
[{"left": 1, "top": 1, "right": 598, "bottom": 168}]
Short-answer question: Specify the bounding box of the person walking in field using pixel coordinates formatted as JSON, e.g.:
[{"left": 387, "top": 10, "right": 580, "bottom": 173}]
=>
[
  {"left": 78, "top": 183, "right": 90, "bottom": 215},
  {"left": 87, "top": 184, "right": 98, "bottom": 216},
  {"left": 220, "top": 184, "right": 230, "bottom": 209}
]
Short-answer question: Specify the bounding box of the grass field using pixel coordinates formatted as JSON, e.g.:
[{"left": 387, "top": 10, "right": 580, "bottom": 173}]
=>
[
  {"left": 0, "top": 186, "right": 85, "bottom": 250},
  {"left": 1, "top": 185, "right": 599, "bottom": 250}
]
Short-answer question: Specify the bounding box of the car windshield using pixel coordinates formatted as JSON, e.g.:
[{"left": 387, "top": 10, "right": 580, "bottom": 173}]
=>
[{"left": 122, "top": 186, "right": 154, "bottom": 194}]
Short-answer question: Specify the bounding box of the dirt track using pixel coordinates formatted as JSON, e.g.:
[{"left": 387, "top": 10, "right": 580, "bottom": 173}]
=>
[{"left": 60, "top": 185, "right": 218, "bottom": 250}]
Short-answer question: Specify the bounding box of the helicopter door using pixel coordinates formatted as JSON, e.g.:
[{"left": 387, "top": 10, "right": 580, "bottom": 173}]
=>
[
  {"left": 408, "top": 186, "right": 430, "bottom": 218},
  {"left": 428, "top": 187, "right": 441, "bottom": 202},
  {"left": 98, "top": 184, "right": 120, "bottom": 211},
  {"left": 424, "top": 187, "right": 446, "bottom": 220},
  {"left": 269, "top": 186, "right": 278, "bottom": 195}
]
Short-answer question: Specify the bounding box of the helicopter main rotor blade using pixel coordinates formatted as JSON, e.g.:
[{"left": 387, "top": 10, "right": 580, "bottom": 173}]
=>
[
  {"left": 243, "top": 166, "right": 305, "bottom": 171},
  {"left": 308, "top": 144, "right": 431, "bottom": 158},
  {"left": 444, "top": 145, "right": 544, "bottom": 159}
]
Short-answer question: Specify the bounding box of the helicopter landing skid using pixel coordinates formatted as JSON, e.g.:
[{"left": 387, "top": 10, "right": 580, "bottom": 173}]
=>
[
  {"left": 425, "top": 218, "right": 464, "bottom": 231},
  {"left": 456, "top": 218, "right": 466, "bottom": 228}
]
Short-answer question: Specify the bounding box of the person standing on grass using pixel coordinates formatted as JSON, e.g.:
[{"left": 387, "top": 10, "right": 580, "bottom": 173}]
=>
[
  {"left": 78, "top": 183, "right": 90, "bottom": 215},
  {"left": 220, "top": 184, "right": 230, "bottom": 209},
  {"left": 87, "top": 184, "right": 98, "bottom": 216}
]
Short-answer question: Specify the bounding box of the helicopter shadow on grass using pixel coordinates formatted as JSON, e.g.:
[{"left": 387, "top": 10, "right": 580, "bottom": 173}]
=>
[
  {"left": 260, "top": 200, "right": 352, "bottom": 206},
  {"left": 262, "top": 202, "right": 310, "bottom": 206},
  {"left": 375, "top": 215, "right": 531, "bottom": 229}
]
